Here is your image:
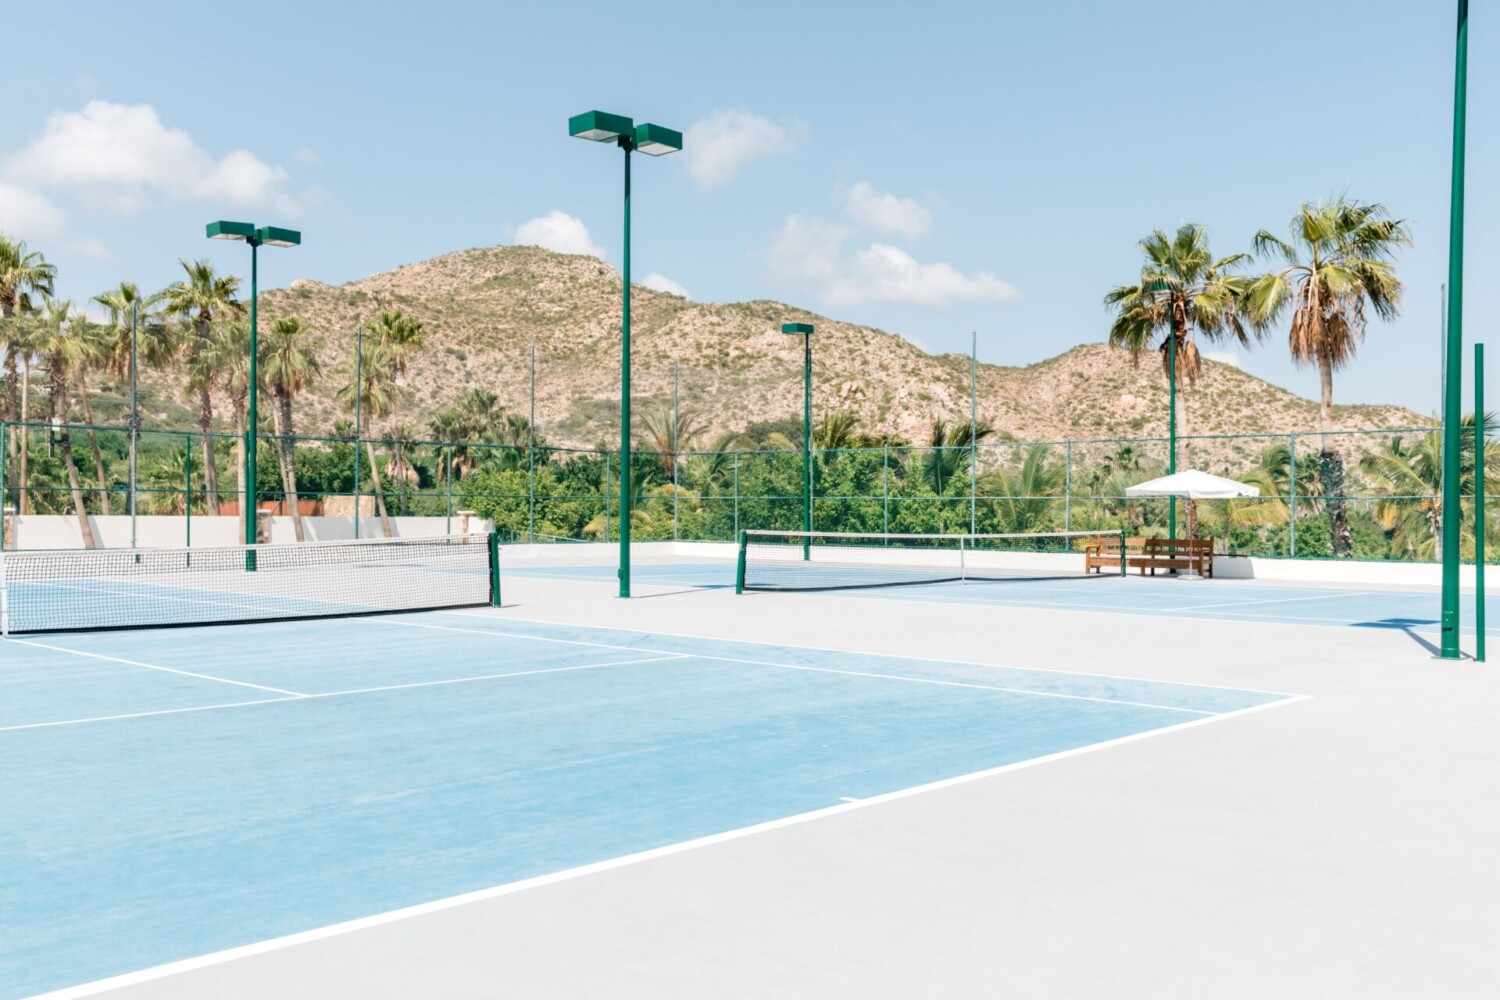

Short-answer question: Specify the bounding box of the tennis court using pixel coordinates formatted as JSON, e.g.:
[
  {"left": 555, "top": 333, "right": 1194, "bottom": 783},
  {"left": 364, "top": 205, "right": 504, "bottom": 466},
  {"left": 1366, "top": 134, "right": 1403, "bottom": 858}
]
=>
[
  {"left": 2, "top": 599, "right": 1294, "bottom": 998},
  {"left": 507, "top": 558, "right": 1500, "bottom": 640}
]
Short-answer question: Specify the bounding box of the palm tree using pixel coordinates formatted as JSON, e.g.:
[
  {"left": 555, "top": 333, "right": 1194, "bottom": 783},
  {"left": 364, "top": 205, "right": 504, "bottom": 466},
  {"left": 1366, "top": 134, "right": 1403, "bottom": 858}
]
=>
[
  {"left": 197, "top": 323, "right": 252, "bottom": 539},
  {"left": 1357, "top": 417, "right": 1497, "bottom": 560},
  {"left": 4, "top": 307, "right": 46, "bottom": 514},
  {"left": 337, "top": 310, "right": 427, "bottom": 536},
  {"left": 979, "top": 444, "right": 1065, "bottom": 533},
  {"left": 1105, "top": 224, "right": 1258, "bottom": 467},
  {"left": 92, "top": 281, "right": 173, "bottom": 377},
  {"left": 163, "top": 260, "right": 242, "bottom": 514},
  {"left": 1242, "top": 197, "right": 1411, "bottom": 558},
  {"left": 637, "top": 404, "right": 702, "bottom": 482},
  {"left": 814, "top": 410, "right": 861, "bottom": 452},
  {"left": 0, "top": 236, "right": 56, "bottom": 512},
  {"left": 913, "top": 418, "right": 995, "bottom": 495},
  {"left": 35, "top": 299, "right": 97, "bottom": 546},
  {"left": 260, "top": 316, "right": 321, "bottom": 541},
  {"left": 69, "top": 319, "right": 113, "bottom": 513}
]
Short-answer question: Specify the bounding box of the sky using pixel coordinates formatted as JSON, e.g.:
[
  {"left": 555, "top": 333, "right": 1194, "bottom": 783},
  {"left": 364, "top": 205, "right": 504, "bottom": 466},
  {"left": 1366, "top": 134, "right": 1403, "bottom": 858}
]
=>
[{"left": 0, "top": 0, "right": 1494, "bottom": 416}]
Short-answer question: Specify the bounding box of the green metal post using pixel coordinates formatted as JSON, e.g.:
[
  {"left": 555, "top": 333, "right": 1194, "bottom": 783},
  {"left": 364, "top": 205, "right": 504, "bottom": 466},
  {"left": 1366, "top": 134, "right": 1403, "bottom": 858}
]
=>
[
  {"left": 185, "top": 433, "right": 192, "bottom": 552},
  {"left": 488, "top": 530, "right": 502, "bottom": 607},
  {"left": 246, "top": 240, "right": 260, "bottom": 569},
  {"left": 0, "top": 421, "right": 7, "bottom": 550},
  {"left": 618, "top": 144, "right": 633, "bottom": 597},
  {"left": 1440, "top": 0, "right": 1470, "bottom": 659},
  {"left": 445, "top": 444, "right": 453, "bottom": 534},
  {"left": 528, "top": 343, "right": 536, "bottom": 543},
  {"left": 1064, "top": 439, "right": 1072, "bottom": 533},
  {"left": 673, "top": 360, "right": 680, "bottom": 541},
  {"left": 802, "top": 331, "right": 812, "bottom": 559},
  {"left": 129, "top": 301, "right": 139, "bottom": 550},
  {"left": 883, "top": 443, "right": 890, "bottom": 535},
  {"left": 732, "top": 450, "right": 739, "bottom": 539},
  {"left": 735, "top": 530, "right": 747, "bottom": 594},
  {"left": 1289, "top": 433, "right": 1298, "bottom": 557},
  {"left": 353, "top": 322, "right": 362, "bottom": 540},
  {"left": 604, "top": 450, "right": 612, "bottom": 544},
  {"left": 970, "top": 331, "right": 978, "bottom": 535},
  {"left": 1475, "top": 341, "right": 1485, "bottom": 662}
]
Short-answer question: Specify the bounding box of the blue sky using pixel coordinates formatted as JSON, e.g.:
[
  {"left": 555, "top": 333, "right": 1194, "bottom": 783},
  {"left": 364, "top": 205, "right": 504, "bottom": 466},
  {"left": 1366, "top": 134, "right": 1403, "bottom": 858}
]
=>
[{"left": 0, "top": 0, "right": 1494, "bottom": 415}]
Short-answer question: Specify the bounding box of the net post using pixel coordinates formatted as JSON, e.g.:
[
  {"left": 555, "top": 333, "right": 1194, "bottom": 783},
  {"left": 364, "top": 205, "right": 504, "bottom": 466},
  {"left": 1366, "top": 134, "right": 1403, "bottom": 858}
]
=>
[
  {"left": 488, "top": 530, "right": 502, "bottom": 607},
  {"left": 735, "top": 530, "right": 747, "bottom": 595}
]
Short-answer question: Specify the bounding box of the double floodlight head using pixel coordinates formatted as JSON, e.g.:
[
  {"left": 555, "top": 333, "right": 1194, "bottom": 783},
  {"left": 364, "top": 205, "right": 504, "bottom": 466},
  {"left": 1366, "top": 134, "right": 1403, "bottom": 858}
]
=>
[
  {"left": 569, "top": 110, "right": 682, "bottom": 156},
  {"left": 206, "top": 221, "right": 302, "bottom": 248},
  {"left": 781, "top": 322, "right": 815, "bottom": 336}
]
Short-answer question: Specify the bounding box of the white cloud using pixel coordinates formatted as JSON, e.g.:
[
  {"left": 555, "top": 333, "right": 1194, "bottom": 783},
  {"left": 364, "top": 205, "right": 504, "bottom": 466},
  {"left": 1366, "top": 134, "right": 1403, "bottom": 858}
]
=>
[
  {"left": 65, "top": 237, "right": 113, "bottom": 260},
  {"left": 682, "top": 109, "right": 799, "bottom": 188},
  {"left": 641, "top": 273, "right": 689, "bottom": 298},
  {"left": 514, "top": 210, "right": 606, "bottom": 258},
  {"left": 843, "top": 181, "right": 930, "bottom": 238},
  {"left": 4, "top": 101, "right": 295, "bottom": 214},
  {"left": 0, "top": 181, "right": 66, "bottom": 240},
  {"left": 293, "top": 148, "right": 321, "bottom": 164},
  {"left": 769, "top": 215, "right": 1015, "bottom": 308},
  {"left": 1202, "top": 351, "right": 1242, "bottom": 369}
]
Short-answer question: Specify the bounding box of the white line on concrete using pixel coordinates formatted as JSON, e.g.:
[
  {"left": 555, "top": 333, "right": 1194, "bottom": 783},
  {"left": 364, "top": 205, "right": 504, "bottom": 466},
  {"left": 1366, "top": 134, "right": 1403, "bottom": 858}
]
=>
[
  {"left": 29, "top": 693, "right": 1308, "bottom": 1000},
  {"left": 7, "top": 639, "right": 309, "bottom": 696},
  {"left": 1162, "top": 591, "right": 1377, "bottom": 612},
  {"left": 439, "top": 610, "right": 1302, "bottom": 699}
]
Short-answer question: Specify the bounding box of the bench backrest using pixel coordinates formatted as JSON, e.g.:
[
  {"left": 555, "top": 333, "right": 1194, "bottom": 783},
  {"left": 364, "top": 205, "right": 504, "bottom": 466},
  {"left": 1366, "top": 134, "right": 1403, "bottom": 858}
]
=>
[{"left": 1144, "top": 538, "right": 1214, "bottom": 556}]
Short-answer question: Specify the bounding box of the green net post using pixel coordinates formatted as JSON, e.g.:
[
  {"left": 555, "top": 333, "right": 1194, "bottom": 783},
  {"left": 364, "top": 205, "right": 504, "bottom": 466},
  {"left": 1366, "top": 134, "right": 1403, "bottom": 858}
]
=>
[
  {"left": 488, "top": 530, "right": 502, "bottom": 607},
  {"left": 735, "top": 530, "right": 747, "bottom": 595}
]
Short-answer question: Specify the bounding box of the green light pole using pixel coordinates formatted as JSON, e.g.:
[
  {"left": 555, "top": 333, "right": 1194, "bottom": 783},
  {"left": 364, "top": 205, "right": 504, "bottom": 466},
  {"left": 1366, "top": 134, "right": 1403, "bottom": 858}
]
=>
[
  {"left": 1440, "top": 0, "right": 1469, "bottom": 658},
  {"left": 569, "top": 111, "right": 682, "bottom": 598},
  {"left": 782, "top": 322, "right": 815, "bottom": 557},
  {"left": 206, "top": 221, "right": 302, "bottom": 565}
]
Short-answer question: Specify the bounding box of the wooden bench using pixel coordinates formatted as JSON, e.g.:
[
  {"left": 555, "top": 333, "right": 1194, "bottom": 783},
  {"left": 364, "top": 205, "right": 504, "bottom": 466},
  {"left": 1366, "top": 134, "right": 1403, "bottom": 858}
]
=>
[{"left": 1084, "top": 537, "right": 1214, "bottom": 578}]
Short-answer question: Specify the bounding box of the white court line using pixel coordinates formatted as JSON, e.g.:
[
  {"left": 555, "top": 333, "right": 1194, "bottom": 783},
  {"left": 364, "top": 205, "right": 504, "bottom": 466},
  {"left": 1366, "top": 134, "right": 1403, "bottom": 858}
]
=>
[
  {"left": 0, "top": 655, "right": 682, "bottom": 735},
  {"left": 32, "top": 692, "right": 1309, "bottom": 1000},
  {"left": 370, "top": 616, "right": 664, "bottom": 656},
  {"left": 435, "top": 610, "right": 1302, "bottom": 698},
  {"left": 7, "top": 639, "right": 309, "bottom": 697},
  {"left": 377, "top": 614, "right": 1218, "bottom": 714},
  {"left": 1161, "top": 590, "right": 1377, "bottom": 612}
]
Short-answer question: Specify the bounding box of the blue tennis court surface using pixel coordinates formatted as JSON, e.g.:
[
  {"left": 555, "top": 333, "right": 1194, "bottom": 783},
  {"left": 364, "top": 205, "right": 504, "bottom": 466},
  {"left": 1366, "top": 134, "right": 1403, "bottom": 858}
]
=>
[
  {"left": 507, "top": 561, "right": 1500, "bottom": 636},
  {"left": 2, "top": 612, "right": 1293, "bottom": 998}
]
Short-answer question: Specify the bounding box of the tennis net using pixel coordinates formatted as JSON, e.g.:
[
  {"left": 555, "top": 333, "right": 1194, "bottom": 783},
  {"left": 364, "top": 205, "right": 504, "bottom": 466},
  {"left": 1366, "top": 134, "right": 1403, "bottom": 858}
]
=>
[
  {"left": 735, "top": 529, "right": 1126, "bottom": 592},
  {"left": 0, "top": 533, "right": 499, "bottom": 636}
]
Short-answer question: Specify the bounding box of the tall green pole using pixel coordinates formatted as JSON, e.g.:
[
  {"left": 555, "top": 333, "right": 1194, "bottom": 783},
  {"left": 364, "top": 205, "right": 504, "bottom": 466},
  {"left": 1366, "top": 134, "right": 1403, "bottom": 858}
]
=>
[
  {"left": 1475, "top": 341, "right": 1486, "bottom": 662},
  {"left": 1440, "top": 0, "right": 1470, "bottom": 659},
  {"left": 970, "top": 331, "right": 978, "bottom": 535},
  {"left": 129, "top": 301, "right": 139, "bottom": 550},
  {"left": 245, "top": 241, "right": 260, "bottom": 568},
  {"left": 0, "top": 421, "right": 7, "bottom": 550},
  {"left": 353, "top": 322, "right": 362, "bottom": 540},
  {"left": 528, "top": 343, "right": 536, "bottom": 543},
  {"left": 619, "top": 143, "right": 633, "bottom": 597},
  {"left": 802, "top": 330, "right": 812, "bottom": 559}
]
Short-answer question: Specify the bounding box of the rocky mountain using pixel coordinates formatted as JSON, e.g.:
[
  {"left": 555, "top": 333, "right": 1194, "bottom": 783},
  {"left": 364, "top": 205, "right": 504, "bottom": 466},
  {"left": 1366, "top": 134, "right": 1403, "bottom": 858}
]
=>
[{"left": 127, "top": 244, "right": 1423, "bottom": 464}]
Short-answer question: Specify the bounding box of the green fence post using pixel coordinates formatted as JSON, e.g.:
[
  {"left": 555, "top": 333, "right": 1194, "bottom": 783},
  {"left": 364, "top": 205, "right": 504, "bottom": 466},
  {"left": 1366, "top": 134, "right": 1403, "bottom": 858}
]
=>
[
  {"left": 184, "top": 433, "right": 192, "bottom": 554},
  {"left": 604, "top": 451, "right": 612, "bottom": 544},
  {"left": 882, "top": 443, "right": 890, "bottom": 534},
  {"left": 445, "top": 444, "right": 453, "bottom": 534},
  {"left": 0, "top": 421, "right": 7, "bottom": 550},
  {"left": 1288, "top": 432, "right": 1297, "bottom": 558},
  {"left": 488, "top": 530, "right": 502, "bottom": 607},
  {"left": 735, "top": 530, "right": 747, "bottom": 595},
  {"left": 1064, "top": 438, "right": 1072, "bottom": 533},
  {"left": 732, "top": 451, "right": 740, "bottom": 540},
  {"left": 529, "top": 343, "right": 536, "bottom": 543},
  {"left": 1476, "top": 341, "right": 1486, "bottom": 662}
]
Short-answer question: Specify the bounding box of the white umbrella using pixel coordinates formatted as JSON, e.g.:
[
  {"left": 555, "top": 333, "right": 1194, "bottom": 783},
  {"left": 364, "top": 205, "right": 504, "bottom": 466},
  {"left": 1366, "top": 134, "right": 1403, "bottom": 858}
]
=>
[{"left": 1124, "top": 469, "right": 1260, "bottom": 499}]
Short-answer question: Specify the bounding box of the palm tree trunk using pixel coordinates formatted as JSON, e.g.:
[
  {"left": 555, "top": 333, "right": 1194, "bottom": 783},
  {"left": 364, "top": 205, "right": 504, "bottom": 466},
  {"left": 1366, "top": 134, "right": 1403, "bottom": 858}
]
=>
[
  {"left": 1316, "top": 352, "right": 1352, "bottom": 558},
  {"left": 76, "top": 373, "right": 110, "bottom": 515},
  {"left": 52, "top": 364, "right": 95, "bottom": 549},
  {"left": 199, "top": 386, "right": 222, "bottom": 515},
  {"left": 275, "top": 394, "right": 304, "bottom": 542},
  {"left": 364, "top": 439, "right": 392, "bottom": 537}
]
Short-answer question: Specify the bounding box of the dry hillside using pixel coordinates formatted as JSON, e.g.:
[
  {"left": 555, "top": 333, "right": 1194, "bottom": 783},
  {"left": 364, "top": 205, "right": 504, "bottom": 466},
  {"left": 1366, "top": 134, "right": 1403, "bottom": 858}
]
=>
[{"left": 129, "top": 245, "right": 1424, "bottom": 467}]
